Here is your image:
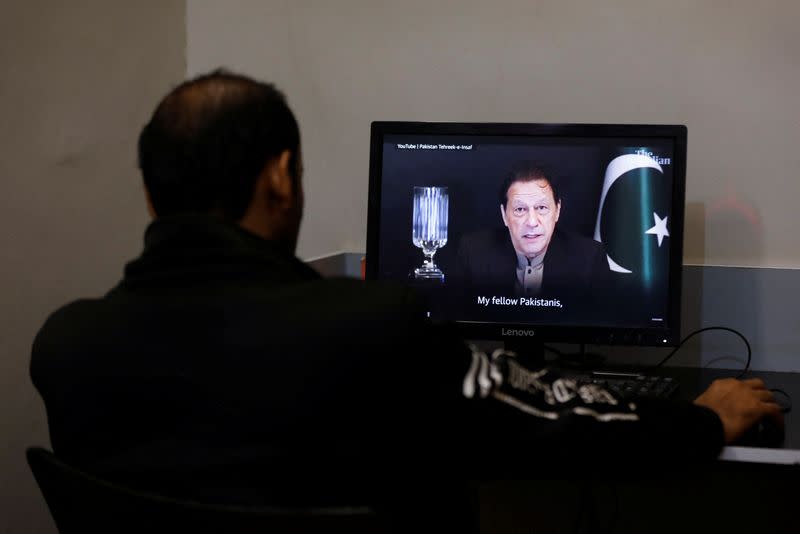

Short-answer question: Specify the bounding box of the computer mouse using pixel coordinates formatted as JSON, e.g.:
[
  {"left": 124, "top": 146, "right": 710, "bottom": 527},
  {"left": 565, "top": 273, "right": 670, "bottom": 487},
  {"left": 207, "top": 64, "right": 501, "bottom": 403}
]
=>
[
  {"left": 770, "top": 389, "right": 792, "bottom": 413},
  {"left": 735, "top": 417, "right": 785, "bottom": 448}
]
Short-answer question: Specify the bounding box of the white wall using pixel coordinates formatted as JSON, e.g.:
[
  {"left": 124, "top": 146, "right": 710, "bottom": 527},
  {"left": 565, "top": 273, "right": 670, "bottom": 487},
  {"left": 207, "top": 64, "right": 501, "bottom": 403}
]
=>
[
  {"left": 188, "top": 0, "right": 800, "bottom": 268},
  {"left": 0, "top": 2, "right": 185, "bottom": 532}
]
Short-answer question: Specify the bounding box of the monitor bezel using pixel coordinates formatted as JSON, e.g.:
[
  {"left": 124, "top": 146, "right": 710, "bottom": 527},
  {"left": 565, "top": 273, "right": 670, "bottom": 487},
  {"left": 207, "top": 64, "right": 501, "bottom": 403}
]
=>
[{"left": 366, "top": 121, "right": 687, "bottom": 347}]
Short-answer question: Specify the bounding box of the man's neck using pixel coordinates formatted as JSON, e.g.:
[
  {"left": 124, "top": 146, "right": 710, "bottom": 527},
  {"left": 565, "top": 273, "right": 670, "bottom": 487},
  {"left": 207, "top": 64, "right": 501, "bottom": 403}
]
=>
[{"left": 515, "top": 251, "right": 545, "bottom": 269}]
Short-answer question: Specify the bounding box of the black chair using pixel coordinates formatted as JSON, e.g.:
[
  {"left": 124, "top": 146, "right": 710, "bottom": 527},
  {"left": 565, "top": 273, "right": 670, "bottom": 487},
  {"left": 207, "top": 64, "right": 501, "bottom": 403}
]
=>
[{"left": 27, "top": 447, "right": 382, "bottom": 533}]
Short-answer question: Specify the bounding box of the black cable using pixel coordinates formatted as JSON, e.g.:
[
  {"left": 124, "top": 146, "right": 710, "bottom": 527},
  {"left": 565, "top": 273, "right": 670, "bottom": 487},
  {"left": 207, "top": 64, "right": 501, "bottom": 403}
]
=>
[{"left": 653, "top": 326, "right": 751, "bottom": 378}]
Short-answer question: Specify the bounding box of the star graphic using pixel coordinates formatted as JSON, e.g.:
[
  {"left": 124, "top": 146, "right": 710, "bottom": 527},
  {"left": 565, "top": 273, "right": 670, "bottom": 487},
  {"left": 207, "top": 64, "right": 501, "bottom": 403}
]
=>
[{"left": 645, "top": 212, "right": 669, "bottom": 247}]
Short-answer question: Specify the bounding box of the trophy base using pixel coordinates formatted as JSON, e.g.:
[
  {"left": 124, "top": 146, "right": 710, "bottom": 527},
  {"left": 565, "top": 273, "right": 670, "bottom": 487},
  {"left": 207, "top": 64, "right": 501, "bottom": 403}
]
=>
[{"left": 413, "top": 267, "right": 445, "bottom": 282}]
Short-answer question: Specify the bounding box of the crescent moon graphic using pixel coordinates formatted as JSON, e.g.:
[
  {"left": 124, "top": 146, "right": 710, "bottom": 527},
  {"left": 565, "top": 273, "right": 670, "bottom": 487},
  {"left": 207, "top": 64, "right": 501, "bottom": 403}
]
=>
[{"left": 593, "top": 154, "right": 664, "bottom": 274}]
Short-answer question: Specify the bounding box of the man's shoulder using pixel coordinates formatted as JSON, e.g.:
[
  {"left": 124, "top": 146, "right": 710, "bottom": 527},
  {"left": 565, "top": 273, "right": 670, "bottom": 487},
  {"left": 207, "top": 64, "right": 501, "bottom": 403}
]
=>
[
  {"left": 551, "top": 229, "right": 605, "bottom": 257},
  {"left": 34, "top": 298, "right": 108, "bottom": 345},
  {"left": 40, "top": 278, "right": 424, "bottom": 332},
  {"left": 31, "top": 298, "right": 110, "bottom": 381},
  {"left": 30, "top": 279, "right": 428, "bottom": 380},
  {"left": 545, "top": 229, "right": 611, "bottom": 289},
  {"left": 458, "top": 227, "right": 510, "bottom": 254}
]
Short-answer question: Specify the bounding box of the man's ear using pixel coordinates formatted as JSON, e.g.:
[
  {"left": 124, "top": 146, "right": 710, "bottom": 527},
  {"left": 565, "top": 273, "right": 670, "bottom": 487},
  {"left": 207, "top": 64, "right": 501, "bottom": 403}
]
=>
[
  {"left": 144, "top": 186, "right": 157, "bottom": 219},
  {"left": 500, "top": 204, "right": 509, "bottom": 227},
  {"left": 554, "top": 200, "right": 561, "bottom": 223},
  {"left": 264, "top": 149, "right": 295, "bottom": 205}
]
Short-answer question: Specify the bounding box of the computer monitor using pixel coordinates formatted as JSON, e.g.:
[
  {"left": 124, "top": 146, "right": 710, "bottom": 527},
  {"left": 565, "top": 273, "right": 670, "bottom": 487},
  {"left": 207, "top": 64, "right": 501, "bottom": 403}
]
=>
[{"left": 366, "top": 122, "right": 687, "bottom": 357}]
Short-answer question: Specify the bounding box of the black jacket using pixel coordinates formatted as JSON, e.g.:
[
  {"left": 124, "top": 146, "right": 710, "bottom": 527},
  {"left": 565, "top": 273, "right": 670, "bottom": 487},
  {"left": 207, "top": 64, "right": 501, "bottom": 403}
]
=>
[{"left": 31, "top": 216, "right": 723, "bottom": 514}]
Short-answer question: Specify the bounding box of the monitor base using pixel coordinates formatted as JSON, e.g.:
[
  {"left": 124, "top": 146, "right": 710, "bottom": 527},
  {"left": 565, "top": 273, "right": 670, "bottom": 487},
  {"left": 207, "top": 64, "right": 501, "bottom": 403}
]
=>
[{"left": 505, "top": 341, "right": 607, "bottom": 370}]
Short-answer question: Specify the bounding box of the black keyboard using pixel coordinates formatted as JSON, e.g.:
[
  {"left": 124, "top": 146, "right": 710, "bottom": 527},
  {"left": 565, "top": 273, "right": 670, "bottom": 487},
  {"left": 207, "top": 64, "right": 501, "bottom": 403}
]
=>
[{"left": 567, "top": 371, "right": 680, "bottom": 400}]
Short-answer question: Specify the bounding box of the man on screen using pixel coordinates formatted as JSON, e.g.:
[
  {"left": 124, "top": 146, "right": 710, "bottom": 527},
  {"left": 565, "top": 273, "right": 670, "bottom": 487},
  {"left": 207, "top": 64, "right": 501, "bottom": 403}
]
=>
[{"left": 456, "top": 162, "right": 609, "bottom": 297}]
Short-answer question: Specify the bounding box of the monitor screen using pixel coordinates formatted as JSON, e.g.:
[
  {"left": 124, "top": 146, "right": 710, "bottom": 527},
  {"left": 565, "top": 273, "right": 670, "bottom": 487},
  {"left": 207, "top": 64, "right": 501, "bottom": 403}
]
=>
[{"left": 366, "top": 122, "right": 687, "bottom": 347}]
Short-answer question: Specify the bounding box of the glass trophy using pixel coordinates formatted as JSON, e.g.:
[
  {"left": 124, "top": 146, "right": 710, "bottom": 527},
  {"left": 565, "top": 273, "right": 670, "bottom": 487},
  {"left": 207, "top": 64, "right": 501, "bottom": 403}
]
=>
[{"left": 412, "top": 186, "right": 448, "bottom": 281}]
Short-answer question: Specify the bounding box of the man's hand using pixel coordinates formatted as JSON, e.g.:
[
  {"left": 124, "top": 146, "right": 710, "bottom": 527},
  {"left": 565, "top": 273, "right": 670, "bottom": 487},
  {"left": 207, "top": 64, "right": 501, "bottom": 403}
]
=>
[{"left": 694, "top": 378, "right": 784, "bottom": 444}]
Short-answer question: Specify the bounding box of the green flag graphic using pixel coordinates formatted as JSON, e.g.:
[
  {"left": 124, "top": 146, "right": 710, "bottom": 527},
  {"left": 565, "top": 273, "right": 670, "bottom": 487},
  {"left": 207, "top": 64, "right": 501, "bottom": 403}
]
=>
[{"left": 594, "top": 153, "right": 672, "bottom": 295}]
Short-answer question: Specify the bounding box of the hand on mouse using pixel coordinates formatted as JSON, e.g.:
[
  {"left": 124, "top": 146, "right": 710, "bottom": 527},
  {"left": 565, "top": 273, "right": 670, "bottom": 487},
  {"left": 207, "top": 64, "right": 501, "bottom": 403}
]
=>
[{"left": 693, "top": 378, "right": 784, "bottom": 444}]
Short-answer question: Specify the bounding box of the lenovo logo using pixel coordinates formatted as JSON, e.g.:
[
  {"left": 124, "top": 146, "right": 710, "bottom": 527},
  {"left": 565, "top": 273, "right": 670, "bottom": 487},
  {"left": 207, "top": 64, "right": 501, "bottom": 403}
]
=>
[{"left": 501, "top": 328, "right": 536, "bottom": 337}]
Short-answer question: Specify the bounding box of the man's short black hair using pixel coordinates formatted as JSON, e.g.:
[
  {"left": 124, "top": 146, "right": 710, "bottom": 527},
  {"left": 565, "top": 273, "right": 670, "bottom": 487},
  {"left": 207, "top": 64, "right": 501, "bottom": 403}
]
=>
[
  {"left": 138, "top": 69, "right": 300, "bottom": 220},
  {"left": 498, "top": 161, "right": 561, "bottom": 208}
]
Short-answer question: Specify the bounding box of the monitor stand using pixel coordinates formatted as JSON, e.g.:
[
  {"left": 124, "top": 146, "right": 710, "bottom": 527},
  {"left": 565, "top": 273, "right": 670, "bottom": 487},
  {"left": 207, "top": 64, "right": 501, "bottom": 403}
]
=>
[
  {"left": 504, "top": 339, "right": 545, "bottom": 369},
  {"left": 504, "top": 340, "right": 606, "bottom": 371}
]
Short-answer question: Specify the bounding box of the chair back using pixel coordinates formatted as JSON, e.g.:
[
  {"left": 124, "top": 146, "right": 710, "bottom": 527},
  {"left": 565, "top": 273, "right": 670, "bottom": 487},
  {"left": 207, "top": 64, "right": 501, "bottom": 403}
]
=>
[{"left": 27, "top": 447, "right": 381, "bottom": 533}]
